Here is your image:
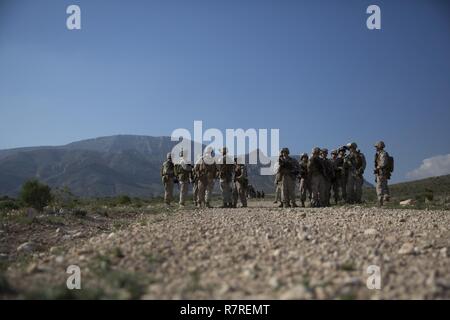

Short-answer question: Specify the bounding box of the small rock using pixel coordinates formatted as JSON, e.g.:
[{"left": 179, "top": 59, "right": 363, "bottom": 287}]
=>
[
  {"left": 440, "top": 247, "right": 448, "bottom": 258},
  {"left": 400, "top": 199, "right": 415, "bottom": 206},
  {"left": 398, "top": 243, "right": 415, "bottom": 255},
  {"left": 280, "top": 285, "right": 311, "bottom": 300},
  {"left": 55, "top": 228, "right": 61, "bottom": 234},
  {"left": 403, "top": 230, "right": 414, "bottom": 237},
  {"left": 49, "top": 246, "right": 59, "bottom": 254},
  {"left": 268, "top": 276, "right": 280, "bottom": 289},
  {"left": 364, "top": 228, "right": 378, "bottom": 236},
  {"left": 107, "top": 232, "right": 116, "bottom": 240},
  {"left": 17, "top": 242, "right": 35, "bottom": 253},
  {"left": 55, "top": 256, "right": 64, "bottom": 264},
  {"left": 72, "top": 232, "right": 83, "bottom": 239}
]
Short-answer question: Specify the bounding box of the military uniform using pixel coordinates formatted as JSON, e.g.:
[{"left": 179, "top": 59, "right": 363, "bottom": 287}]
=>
[
  {"left": 335, "top": 148, "right": 347, "bottom": 203},
  {"left": 232, "top": 160, "right": 248, "bottom": 208},
  {"left": 298, "top": 154, "right": 311, "bottom": 207},
  {"left": 308, "top": 147, "right": 325, "bottom": 207},
  {"left": 278, "top": 148, "right": 299, "bottom": 207},
  {"left": 194, "top": 150, "right": 217, "bottom": 208},
  {"left": 374, "top": 141, "right": 391, "bottom": 206},
  {"left": 217, "top": 148, "right": 234, "bottom": 208},
  {"left": 320, "top": 149, "right": 334, "bottom": 207},
  {"left": 344, "top": 143, "right": 366, "bottom": 204},
  {"left": 174, "top": 151, "right": 193, "bottom": 206},
  {"left": 160, "top": 153, "right": 175, "bottom": 205}
]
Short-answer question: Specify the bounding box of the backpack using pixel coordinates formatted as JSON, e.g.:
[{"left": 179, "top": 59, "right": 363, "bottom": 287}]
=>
[{"left": 386, "top": 152, "right": 394, "bottom": 173}]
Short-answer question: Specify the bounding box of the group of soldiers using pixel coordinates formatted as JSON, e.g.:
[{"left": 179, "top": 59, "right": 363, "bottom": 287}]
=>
[
  {"left": 161, "top": 141, "right": 392, "bottom": 209},
  {"left": 274, "top": 141, "right": 392, "bottom": 208},
  {"left": 160, "top": 147, "right": 248, "bottom": 208}
]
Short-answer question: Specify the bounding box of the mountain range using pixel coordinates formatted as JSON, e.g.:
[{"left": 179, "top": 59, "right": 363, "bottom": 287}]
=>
[{"left": 0, "top": 135, "right": 374, "bottom": 197}]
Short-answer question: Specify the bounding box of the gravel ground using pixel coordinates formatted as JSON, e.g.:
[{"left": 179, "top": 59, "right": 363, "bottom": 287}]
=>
[{"left": 2, "top": 200, "right": 450, "bottom": 299}]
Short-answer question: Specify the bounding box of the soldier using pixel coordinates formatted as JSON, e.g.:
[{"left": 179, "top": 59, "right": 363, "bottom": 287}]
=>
[
  {"left": 194, "top": 147, "right": 217, "bottom": 208},
  {"left": 355, "top": 148, "right": 366, "bottom": 203},
  {"left": 330, "top": 150, "right": 340, "bottom": 204},
  {"left": 374, "top": 141, "right": 391, "bottom": 207},
  {"left": 344, "top": 142, "right": 366, "bottom": 204},
  {"left": 232, "top": 157, "right": 248, "bottom": 208},
  {"left": 337, "top": 147, "right": 347, "bottom": 202},
  {"left": 217, "top": 147, "right": 234, "bottom": 208},
  {"left": 273, "top": 149, "right": 282, "bottom": 204},
  {"left": 298, "top": 153, "right": 311, "bottom": 207},
  {"left": 320, "top": 148, "right": 334, "bottom": 207},
  {"left": 278, "top": 147, "right": 299, "bottom": 208},
  {"left": 160, "top": 152, "right": 175, "bottom": 206},
  {"left": 308, "top": 147, "right": 325, "bottom": 207},
  {"left": 174, "top": 149, "right": 193, "bottom": 207}
]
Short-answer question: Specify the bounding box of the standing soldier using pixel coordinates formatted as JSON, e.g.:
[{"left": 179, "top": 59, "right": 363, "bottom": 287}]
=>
[
  {"left": 344, "top": 142, "right": 365, "bottom": 204},
  {"left": 337, "top": 147, "right": 347, "bottom": 202},
  {"left": 374, "top": 141, "right": 392, "bottom": 207},
  {"left": 273, "top": 150, "right": 282, "bottom": 204},
  {"left": 355, "top": 148, "right": 366, "bottom": 203},
  {"left": 217, "top": 147, "right": 234, "bottom": 208},
  {"left": 232, "top": 157, "right": 248, "bottom": 208},
  {"left": 278, "top": 148, "right": 299, "bottom": 208},
  {"left": 308, "top": 147, "right": 325, "bottom": 207},
  {"left": 194, "top": 147, "right": 217, "bottom": 208},
  {"left": 298, "top": 153, "right": 310, "bottom": 207},
  {"left": 160, "top": 152, "right": 175, "bottom": 206},
  {"left": 174, "top": 149, "right": 193, "bottom": 207},
  {"left": 330, "top": 150, "right": 341, "bottom": 204},
  {"left": 320, "top": 148, "right": 334, "bottom": 207}
]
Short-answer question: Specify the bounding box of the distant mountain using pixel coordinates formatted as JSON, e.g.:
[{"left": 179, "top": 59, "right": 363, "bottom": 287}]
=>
[
  {"left": 0, "top": 135, "right": 374, "bottom": 197},
  {"left": 0, "top": 135, "right": 275, "bottom": 197}
]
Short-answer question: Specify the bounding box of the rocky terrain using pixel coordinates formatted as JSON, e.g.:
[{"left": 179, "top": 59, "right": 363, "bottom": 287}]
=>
[{"left": 1, "top": 200, "right": 449, "bottom": 299}]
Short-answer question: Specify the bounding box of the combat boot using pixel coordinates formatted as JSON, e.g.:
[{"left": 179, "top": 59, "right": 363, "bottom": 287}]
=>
[
  {"left": 301, "top": 201, "right": 305, "bottom": 208},
  {"left": 278, "top": 203, "right": 284, "bottom": 208},
  {"left": 291, "top": 202, "right": 298, "bottom": 208}
]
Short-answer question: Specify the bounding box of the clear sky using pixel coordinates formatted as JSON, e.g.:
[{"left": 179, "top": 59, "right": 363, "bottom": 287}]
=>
[{"left": 1, "top": 0, "right": 449, "bottom": 182}]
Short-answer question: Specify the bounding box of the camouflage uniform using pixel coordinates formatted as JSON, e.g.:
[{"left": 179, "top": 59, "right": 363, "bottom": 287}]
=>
[
  {"left": 278, "top": 148, "right": 299, "bottom": 208},
  {"left": 192, "top": 170, "right": 199, "bottom": 206},
  {"left": 336, "top": 148, "right": 347, "bottom": 202},
  {"left": 194, "top": 149, "right": 217, "bottom": 208},
  {"left": 308, "top": 147, "right": 325, "bottom": 207},
  {"left": 160, "top": 153, "right": 175, "bottom": 205},
  {"left": 298, "top": 153, "right": 311, "bottom": 207},
  {"left": 232, "top": 159, "right": 248, "bottom": 208},
  {"left": 330, "top": 150, "right": 343, "bottom": 204},
  {"left": 344, "top": 143, "right": 366, "bottom": 204},
  {"left": 217, "top": 148, "right": 234, "bottom": 208},
  {"left": 320, "top": 149, "right": 335, "bottom": 207},
  {"left": 174, "top": 151, "right": 193, "bottom": 206},
  {"left": 374, "top": 141, "right": 391, "bottom": 206}
]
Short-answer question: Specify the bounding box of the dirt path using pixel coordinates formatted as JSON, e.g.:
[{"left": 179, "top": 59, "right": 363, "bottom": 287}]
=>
[{"left": 2, "top": 200, "right": 450, "bottom": 299}]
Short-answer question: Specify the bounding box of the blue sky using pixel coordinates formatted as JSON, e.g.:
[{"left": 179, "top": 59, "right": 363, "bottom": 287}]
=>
[{"left": 0, "top": 0, "right": 449, "bottom": 182}]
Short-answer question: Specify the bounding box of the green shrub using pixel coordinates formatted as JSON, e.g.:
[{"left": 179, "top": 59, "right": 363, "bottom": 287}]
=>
[
  {"left": 0, "top": 199, "right": 20, "bottom": 212},
  {"left": 116, "top": 195, "right": 132, "bottom": 205},
  {"left": 19, "top": 179, "right": 53, "bottom": 212}
]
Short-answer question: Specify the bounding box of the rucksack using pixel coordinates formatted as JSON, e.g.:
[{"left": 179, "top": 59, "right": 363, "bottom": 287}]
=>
[{"left": 386, "top": 152, "right": 394, "bottom": 173}]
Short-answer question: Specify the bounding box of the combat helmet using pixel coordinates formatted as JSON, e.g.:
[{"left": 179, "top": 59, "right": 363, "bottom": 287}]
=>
[
  {"left": 300, "top": 153, "right": 308, "bottom": 160},
  {"left": 374, "top": 141, "right": 385, "bottom": 149},
  {"left": 346, "top": 142, "right": 357, "bottom": 150},
  {"left": 281, "top": 147, "right": 290, "bottom": 155}
]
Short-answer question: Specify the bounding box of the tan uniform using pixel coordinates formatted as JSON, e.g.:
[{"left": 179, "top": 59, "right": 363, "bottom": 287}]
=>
[
  {"left": 320, "top": 158, "right": 334, "bottom": 207},
  {"left": 375, "top": 150, "right": 390, "bottom": 204},
  {"left": 333, "top": 156, "right": 346, "bottom": 203},
  {"left": 233, "top": 164, "right": 248, "bottom": 207},
  {"left": 308, "top": 155, "right": 324, "bottom": 207},
  {"left": 160, "top": 160, "right": 175, "bottom": 205},
  {"left": 298, "top": 160, "right": 310, "bottom": 206},
  {"left": 344, "top": 151, "right": 366, "bottom": 204},
  {"left": 279, "top": 156, "right": 299, "bottom": 207},
  {"left": 217, "top": 155, "right": 234, "bottom": 207},
  {"left": 174, "top": 159, "right": 193, "bottom": 206},
  {"left": 194, "top": 155, "right": 217, "bottom": 207}
]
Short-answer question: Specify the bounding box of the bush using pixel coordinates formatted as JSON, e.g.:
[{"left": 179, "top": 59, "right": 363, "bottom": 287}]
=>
[
  {"left": 0, "top": 199, "right": 20, "bottom": 212},
  {"left": 116, "top": 195, "right": 132, "bottom": 205},
  {"left": 20, "top": 179, "right": 53, "bottom": 212}
]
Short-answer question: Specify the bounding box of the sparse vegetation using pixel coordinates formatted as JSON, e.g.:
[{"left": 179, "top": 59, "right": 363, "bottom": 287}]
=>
[{"left": 19, "top": 179, "right": 53, "bottom": 211}]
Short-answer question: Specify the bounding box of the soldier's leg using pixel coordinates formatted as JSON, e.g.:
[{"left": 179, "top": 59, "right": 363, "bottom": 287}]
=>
[
  {"left": 205, "top": 179, "right": 214, "bottom": 207},
  {"left": 193, "top": 182, "right": 198, "bottom": 205},
  {"left": 232, "top": 183, "right": 238, "bottom": 208},
  {"left": 355, "top": 176, "right": 363, "bottom": 203},
  {"left": 383, "top": 177, "right": 390, "bottom": 202},
  {"left": 236, "top": 182, "right": 247, "bottom": 207},
  {"left": 340, "top": 177, "right": 347, "bottom": 202},
  {"left": 310, "top": 176, "right": 320, "bottom": 207},
  {"left": 299, "top": 178, "right": 306, "bottom": 207},
  {"left": 332, "top": 181, "right": 339, "bottom": 204},
  {"left": 319, "top": 176, "right": 328, "bottom": 207},
  {"left": 289, "top": 176, "right": 297, "bottom": 207},
  {"left": 197, "top": 180, "right": 206, "bottom": 207},
  {"left": 179, "top": 181, "right": 188, "bottom": 206},
  {"left": 346, "top": 175, "right": 355, "bottom": 204},
  {"left": 165, "top": 180, "right": 174, "bottom": 205}
]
